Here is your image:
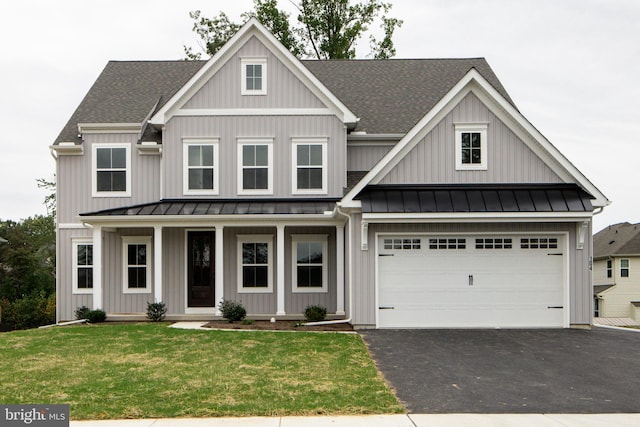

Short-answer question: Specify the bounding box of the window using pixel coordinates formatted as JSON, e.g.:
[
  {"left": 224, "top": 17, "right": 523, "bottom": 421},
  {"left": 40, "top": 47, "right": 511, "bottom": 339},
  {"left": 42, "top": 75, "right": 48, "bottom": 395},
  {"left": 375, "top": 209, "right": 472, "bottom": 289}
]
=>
[
  {"left": 238, "top": 139, "right": 273, "bottom": 194},
  {"left": 241, "top": 58, "right": 267, "bottom": 95},
  {"left": 429, "top": 238, "right": 466, "bottom": 250},
  {"left": 92, "top": 143, "right": 131, "bottom": 197},
  {"left": 383, "top": 238, "right": 421, "bottom": 250},
  {"left": 475, "top": 238, "right": 512, "bottom": 249},
  {"left": 292, "top": 235, "right": 328, "bottom": 293},
  {"left": 606, "top": 259, "right": 613, "bottom": 278},
  {"left": 237, "top": 235, "right": 272, "bottom": 293},
  {"left": 520, "top": 237, "right": 558, "bottom": 249},
  {"left": 292, "top": 139, "right": 327, "bottom": 194},
  {"left": 72, "top": 239, "right": 93, "bottom": 294},
  {"left": 183, "top": 139, "right": 219, "bottom": 194},
  {"left": 621, "top": 259, "right": 630, "bottom": 278},
  {"left": 122, "top": 236, "right": 152, "bottom": 294},
  {"left": 455, "top": 123, "right": 487, "bottom": 170}
]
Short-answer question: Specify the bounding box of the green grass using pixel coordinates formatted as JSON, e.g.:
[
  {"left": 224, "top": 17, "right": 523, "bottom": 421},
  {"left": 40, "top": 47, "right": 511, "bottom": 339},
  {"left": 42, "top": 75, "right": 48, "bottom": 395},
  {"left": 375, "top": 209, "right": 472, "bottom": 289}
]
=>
[{"left": 0, "top": 324, "right": 403, "bottom": 420}]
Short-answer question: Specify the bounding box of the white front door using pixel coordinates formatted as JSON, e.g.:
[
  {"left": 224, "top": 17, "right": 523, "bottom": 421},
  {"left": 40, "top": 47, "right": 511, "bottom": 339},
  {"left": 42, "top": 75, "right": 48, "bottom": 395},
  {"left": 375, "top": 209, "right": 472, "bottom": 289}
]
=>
[{"left": 377, "top": 235, "right": 565, "bottom": 328}]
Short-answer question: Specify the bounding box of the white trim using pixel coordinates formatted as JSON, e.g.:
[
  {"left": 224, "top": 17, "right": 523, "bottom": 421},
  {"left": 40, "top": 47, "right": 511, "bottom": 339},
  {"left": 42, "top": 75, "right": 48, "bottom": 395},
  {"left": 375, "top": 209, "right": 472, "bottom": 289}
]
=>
[
  {"left": 58, "top": 223, "right": 87, "bottom": 229},
  {"left": 237, "top": 234, "right": 273, "bottom": 294},
  {"left": 79, "top": 216, "right": 341, "bottom": 228},
  {"left": 183, "top": 138, "right": 220, "bottom": 195},
  {"left": 153, "top": 226, "right": 163, "bottom": 302},
  {"left": 291, "top": 138, "right": 328, "bottom": 195},
  {"left": 137, "top": 142, "right": 162, "bottom": 155},
  {"left": 276, "top": 225, "right": 285, "bottom": 315},
  {"left": 455, "top": 123, "right": 488, "bottom": 170},
  {"left": 241, "top": 57, "right": 267, "bottom": 95},
  {"left": 291, "top": 234, "right": 329, "bottom": 293},
  {"left": 50, "top": 143, "right": 83, "bottom": 156},
  {"left": 237, "top": 138, "right": 274, "bottom": 195},
  {"left": 72, "top": 238, "right": 93, "bottom": 295},
  {"left": 340, "top": 68, "right": 609, "bottom": 208},
  {"left": 78, "top": 123, "right": 142, "bottom": 134},
  {"left": 91, "top": 143, "right": 131, "bottom": 198},
  {"left": 374, "top": 231, "right": 570, "bottom": 328},
  {"left": 336, "top": 224, "right": 345, "bottom": 315},
  {"left": 122, "top": 236, "right": 152, "bottom": 294},
  {"left": 215, "top": 226, "right": 225, "bottom": 315},
  {"left": 148, "top": 18, "right": 357, "bottom": 126},
  {"left": 183, "top": 229, "right": 218, "bottom": 311},
  {"left": 362, "top": 212, "right": 593, "bottom": 223},
  {"left": 174, "top": 108, "right": 334, "bottom": 117},
  {"left": 92, "top": 227, "right": 103, "bottom": 309}
]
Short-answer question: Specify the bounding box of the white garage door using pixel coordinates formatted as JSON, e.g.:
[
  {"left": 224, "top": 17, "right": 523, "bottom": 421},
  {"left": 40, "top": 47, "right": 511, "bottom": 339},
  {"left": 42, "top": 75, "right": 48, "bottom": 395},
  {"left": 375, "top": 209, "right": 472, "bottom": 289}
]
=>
[{"left": 377, "top": 235, "right": 565, "bottom": 328}]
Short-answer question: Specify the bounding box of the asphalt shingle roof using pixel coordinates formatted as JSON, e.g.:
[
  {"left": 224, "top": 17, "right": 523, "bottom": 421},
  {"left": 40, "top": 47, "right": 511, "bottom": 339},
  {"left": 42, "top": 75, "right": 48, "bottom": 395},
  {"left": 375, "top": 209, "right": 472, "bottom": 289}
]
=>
[
  {"left": 54, "top": 58, "right": 512, "bottom": 144},
  {"left": 593, "top": 222, "right": 640, "bottom": 258}
]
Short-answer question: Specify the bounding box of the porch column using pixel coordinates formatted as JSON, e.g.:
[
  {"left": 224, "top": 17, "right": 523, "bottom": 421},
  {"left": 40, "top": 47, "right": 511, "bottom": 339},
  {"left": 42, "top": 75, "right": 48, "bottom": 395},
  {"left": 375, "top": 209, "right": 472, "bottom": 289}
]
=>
[
  {"left": 336, "top": 224, "right": 345, "bottom": 315},
  {"left": 276, "top": 224, "right": 286, "bottom": 315},
  {"left": 215, "top": 226, "right": 224, "bottom": 315},
  {"left": 92, "top": 226, "right": 103, "bottom": 310},
  {"left": 153, "top": 226, "right": 163, "bottom": 302}
]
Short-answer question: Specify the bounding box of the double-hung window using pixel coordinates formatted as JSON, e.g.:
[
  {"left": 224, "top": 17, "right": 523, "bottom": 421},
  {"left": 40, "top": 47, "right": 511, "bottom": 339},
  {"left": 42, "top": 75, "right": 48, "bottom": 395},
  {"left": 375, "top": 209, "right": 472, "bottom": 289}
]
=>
[
  {"left": 72, "top": 239, "right": 93, "bottom": 294},
  {"left": 241, "top": 58, "right": 267, "bottom": 95},
  {"left": 292, "top": 235, "right": 328, "bottom": 293},
  {"left": 237, "top": 235, "right": 272, "bottom": 293},
  {"left": 606, "top": 259, "right": 613, "bottom": 278},
  {"left": 621, "top": 259, "right": 630, "bottom": 278},
  {"left": 292, "top": 139, "right": 327, "bottom": 194},
  {"left": 122, "top": 236, "right": 152, "bottom": 294},
  {"left": 92, "top": 143, "right": 131, "bottom": 197},
  {"left": 238, "top": 139, "right": 273, "bottom": 194},
  {"left": 183, "top": 139, "right": 219, "bottom": 195},
  {"left": 455, "top": 123, "right": 488, "bottom": 170}
]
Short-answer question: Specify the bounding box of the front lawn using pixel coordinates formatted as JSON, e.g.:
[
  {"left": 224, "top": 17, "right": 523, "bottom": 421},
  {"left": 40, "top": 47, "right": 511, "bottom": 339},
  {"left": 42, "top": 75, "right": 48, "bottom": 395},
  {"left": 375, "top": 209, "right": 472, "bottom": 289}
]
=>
[{"left": 0, "top": 324, "right": 403, "bottom": 420}]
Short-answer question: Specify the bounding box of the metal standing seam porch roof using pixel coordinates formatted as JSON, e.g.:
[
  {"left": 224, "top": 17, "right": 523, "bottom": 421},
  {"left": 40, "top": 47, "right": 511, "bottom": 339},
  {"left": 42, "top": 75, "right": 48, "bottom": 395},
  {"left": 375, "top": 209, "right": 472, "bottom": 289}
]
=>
[
  {"left": 79, "top": 199, "right": 340, "bottom": 217},
  {"left": 356, "top": 184, "right": 594, "bottom": 213}
]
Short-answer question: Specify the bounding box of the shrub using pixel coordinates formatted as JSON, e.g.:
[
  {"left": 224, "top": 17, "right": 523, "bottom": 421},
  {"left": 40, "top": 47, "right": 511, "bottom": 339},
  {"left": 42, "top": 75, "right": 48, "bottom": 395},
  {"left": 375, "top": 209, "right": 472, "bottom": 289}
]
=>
[
  {"left": 84, "top": 309, "right": 107, "bottom": 323},
  {"left": 218, "top": 299, "right": 246, "bottom": 322},
  {"left": 242, "top": 318, "right": 255, "bottom": 325},
  {"left": 146, "top": 301, "right": 167, "bottom": 322},
  {"left": 75, "top": 305, "right": 91, "bottom": 321},
  {"left": 304, "top": 305, "right": 327, "bottom": 322},
  {"left": 1, "top": 291, "right": 55, "bottom": 330}
]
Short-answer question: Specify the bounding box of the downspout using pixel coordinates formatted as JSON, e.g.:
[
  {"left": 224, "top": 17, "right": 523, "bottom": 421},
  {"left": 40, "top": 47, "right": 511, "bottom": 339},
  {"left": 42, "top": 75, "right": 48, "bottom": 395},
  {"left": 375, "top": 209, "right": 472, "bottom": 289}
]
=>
[{"left": 302, "top": 204, "right": 353, "bottom": 327}]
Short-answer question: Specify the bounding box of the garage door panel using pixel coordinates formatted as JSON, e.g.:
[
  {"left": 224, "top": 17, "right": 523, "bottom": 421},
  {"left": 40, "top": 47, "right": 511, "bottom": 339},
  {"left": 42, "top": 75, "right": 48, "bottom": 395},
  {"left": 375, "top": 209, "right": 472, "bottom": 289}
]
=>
[{"left": 378, "top": 234, "right": 565, "bottom": 328}]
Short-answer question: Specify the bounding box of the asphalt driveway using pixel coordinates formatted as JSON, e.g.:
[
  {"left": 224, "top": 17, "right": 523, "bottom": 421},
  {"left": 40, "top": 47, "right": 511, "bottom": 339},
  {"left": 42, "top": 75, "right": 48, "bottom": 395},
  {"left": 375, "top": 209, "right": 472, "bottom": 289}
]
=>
[{"left": 360, "top": 328, "right": 640, "bottom": 413}]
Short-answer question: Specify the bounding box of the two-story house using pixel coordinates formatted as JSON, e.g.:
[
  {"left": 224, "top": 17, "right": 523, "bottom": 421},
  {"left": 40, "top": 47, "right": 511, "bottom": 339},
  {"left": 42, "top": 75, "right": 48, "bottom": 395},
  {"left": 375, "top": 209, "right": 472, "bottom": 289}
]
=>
[
  {"left": 51, "top": 18, "right": 609, "bottom": 329},
  {"left": 593, "top": 222, "right": 640, "bottom": 320}
]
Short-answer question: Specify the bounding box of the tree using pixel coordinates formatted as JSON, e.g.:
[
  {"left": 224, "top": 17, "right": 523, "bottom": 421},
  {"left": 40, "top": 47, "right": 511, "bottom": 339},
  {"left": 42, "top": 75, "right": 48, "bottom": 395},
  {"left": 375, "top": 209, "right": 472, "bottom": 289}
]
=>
[
  {"left": 36, "top": 176, "right": 56, "bottom": 218},
  {"left": 184, "top": 0, "right": 402, "bottom": 60}
]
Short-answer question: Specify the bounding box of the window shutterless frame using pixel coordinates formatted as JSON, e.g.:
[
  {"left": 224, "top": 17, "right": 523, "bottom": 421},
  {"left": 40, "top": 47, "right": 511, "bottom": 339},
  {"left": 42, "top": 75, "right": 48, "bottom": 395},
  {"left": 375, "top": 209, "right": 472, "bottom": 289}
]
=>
[
  {"left": 237, "top": 139, "right": 273, "bottom": 195},
  {"left": 291, "top": 138, "right": 328, "bottom": 195},
  {"left": 621, "top": 259, "right": 630, "bottom": 278},
  {"left": 292, "top": 234, "right": 328, "bottom": 293},
  {"left": 237, "top": 235, "right": 273, "bottom": 293},
  {"left": 122, "top": 236, "right": 152, "bottom": 294},
  {"left": 72, "top": 238, "right": 93, "bottom": 294},
  {"left": 183, "top": 138, "right": 219, "bottom": 195},
  {"left": 454, "top": 123, "right": 488, "bottom": 170},
  {"left": 91, "top": 143, "right": 131, "bottom": 197},
  {"left": 240, "top": 57, "right": 267, "bottom": 95}
]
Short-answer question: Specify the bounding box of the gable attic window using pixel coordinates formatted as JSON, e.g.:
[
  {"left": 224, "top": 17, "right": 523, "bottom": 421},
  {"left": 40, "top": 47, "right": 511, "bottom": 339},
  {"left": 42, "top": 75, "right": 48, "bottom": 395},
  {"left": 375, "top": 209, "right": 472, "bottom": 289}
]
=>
[
  {"left": 92, "top": 143, "right": 131, "bottom": 197},
  {"left": 241, "top": 58, "right": 267, "bottom": 95},
  {"left": 455, "top": 123, "right": 488, "bottom": 170}
]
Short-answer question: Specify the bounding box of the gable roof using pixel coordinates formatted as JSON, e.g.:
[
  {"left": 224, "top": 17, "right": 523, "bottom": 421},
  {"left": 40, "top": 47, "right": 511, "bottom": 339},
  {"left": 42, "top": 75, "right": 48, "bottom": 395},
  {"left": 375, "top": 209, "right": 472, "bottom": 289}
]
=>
[
  {"left": 594, "top": 222, "right": 640, "bottom": 259},
  {"left": 341, "top": 68, "right": 610, "bottom": 208},
  {"left": 302, "top": 58, "right": 513, "bottom": 134}
]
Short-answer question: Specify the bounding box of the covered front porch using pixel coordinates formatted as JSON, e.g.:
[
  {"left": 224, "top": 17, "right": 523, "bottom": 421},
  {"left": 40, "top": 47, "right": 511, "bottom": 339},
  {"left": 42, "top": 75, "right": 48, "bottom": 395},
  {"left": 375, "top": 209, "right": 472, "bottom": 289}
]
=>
[{"left": 79, "top": 199, "right": 347, "bottom": 319}]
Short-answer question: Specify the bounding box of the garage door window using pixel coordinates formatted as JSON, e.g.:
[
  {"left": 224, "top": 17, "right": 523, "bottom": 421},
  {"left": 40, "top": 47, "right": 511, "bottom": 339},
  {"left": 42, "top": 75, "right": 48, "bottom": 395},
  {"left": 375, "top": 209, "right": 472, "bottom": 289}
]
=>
[
  {"left": 429, "top": 238, "right": 466, "bottom": 250},
  {"left": 521, "top": 238, "right": 558, "bottom": 249},
  {"left": 383, "top": 238, "right": 421, "bottom": 250},
  {"left": 476, "top": 238, "right": 512, "bottom": 249}
]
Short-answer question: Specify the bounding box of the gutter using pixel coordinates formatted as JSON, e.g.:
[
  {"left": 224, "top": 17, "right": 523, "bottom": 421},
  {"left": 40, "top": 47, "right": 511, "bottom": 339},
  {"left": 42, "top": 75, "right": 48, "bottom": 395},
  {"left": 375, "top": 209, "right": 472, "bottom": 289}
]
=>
[{"left": 302, "top": 204, "right": 353, "bottom": 327}]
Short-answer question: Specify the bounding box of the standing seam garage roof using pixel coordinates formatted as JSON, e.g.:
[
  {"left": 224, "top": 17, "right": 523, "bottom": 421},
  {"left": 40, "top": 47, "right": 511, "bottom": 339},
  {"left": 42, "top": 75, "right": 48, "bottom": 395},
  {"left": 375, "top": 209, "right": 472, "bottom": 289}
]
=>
[{"left": 54, "top": 58, "right": 512, "bottom": 144}]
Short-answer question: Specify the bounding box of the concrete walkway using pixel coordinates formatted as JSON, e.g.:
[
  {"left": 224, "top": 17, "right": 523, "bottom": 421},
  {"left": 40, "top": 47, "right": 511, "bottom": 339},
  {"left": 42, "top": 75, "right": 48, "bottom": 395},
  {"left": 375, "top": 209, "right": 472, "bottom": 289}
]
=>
[{"left": 71, "top": 414, "right": 640, "bottom": 426}]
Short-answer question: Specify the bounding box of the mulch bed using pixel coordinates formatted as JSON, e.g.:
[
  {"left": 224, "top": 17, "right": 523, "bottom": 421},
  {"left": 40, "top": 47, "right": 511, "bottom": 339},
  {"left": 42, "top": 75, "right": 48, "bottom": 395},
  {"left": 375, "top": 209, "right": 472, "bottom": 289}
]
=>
[{"left": 204, "top": 320, "right": 354, "bottom": 332}]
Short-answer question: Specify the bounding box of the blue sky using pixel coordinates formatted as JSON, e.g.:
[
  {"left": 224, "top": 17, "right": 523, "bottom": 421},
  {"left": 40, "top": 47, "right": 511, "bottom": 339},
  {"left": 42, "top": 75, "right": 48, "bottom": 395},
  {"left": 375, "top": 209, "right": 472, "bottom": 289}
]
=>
[{"left": 0, "top": 0, "right": 638, "bottom": 233}]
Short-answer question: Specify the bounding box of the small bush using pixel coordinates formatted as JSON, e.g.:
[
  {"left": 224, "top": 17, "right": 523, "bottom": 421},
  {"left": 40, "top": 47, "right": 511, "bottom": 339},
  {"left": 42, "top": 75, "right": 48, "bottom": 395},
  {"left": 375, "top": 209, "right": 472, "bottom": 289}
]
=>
[
  {"left": 1, "top": 291, "right": 55, "bottom": 330},
  {"left": 218, "top": 299, "right": 247, "bottom": 322},
  {"left": 84, "top": 309, "right": 107, "bottom": 323},
  {"left": 75, "top": 305, "right": 91, "bottom": 321},
  {"left": 242, "top": 318, "right": 255, "bottom": 325},
  {"left": 146, "top": 301, "right": 167, "bottom": 322},
  {"left": 304, "top": 305, "right": 327, "bottom": 322}
]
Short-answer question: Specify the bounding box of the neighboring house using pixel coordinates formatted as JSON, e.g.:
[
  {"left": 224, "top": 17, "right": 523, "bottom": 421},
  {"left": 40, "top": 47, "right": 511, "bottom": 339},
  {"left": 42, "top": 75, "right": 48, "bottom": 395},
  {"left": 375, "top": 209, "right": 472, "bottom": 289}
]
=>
[
  {"left": 593, "top": 222, "right": 640, "bottom": 320},
  {"left": 51, "top": 18, "right": 609, "bottom": 329}
]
